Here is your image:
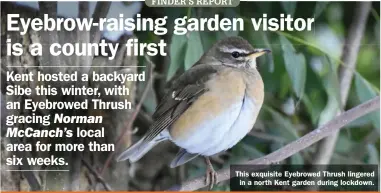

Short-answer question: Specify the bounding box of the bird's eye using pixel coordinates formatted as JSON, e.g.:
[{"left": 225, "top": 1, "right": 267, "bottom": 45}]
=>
[{"left": 231, "top": 51, "right": 240, "bottom": 58}]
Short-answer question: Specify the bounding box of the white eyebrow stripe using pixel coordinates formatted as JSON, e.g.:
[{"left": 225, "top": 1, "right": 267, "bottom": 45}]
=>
[{"left": 219, "top": 46, "right": 250, "bottom": 54}]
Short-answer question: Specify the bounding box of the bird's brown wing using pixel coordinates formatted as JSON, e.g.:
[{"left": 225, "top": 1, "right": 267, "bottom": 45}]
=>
[{"left": 143, "top": 64, "right": 218, "bottom": 142}]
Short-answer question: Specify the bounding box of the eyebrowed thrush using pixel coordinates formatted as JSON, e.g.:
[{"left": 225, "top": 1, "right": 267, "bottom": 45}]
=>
[{"left": 117, "top": 36, "right": 270, "bottom": 189}]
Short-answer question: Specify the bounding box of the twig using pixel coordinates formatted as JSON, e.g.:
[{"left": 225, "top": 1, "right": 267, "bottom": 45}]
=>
[
  {"left": 82, "top": 159, "right": 113, "bottom": 191},
  {"left": 339, "top": 2, "right": 372, "bottom": 104},
  {"left": 76, "top": 1, "right": 91, "bottom": 73},
  {"left": 311, "top": 1, "right": 371, "bottom": 166},
  {"left": 67, "top": 3, "right": 91, "bottom": 191},
  {"left": 38, "top": 2, "right": 63, "bottom": 74},
  {"left": 249, "top": 131, "right": 286, "bottom": 143},
  {"left": 167, "top": 96, "right": 380, "bottom": 191},
  {"left": 9, "top": 137, "right": 41, "bottom": 191},
  {"left": 100, "top": 56, "right": 154, "bottom": 175},
  {"left": 90, "top": 2, "right": 111, "bottom": 44}
]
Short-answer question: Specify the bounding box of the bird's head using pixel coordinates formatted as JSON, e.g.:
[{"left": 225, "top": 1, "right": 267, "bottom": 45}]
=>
[{"left": 199, "top": 36, "right": 271, "bottom": 69}]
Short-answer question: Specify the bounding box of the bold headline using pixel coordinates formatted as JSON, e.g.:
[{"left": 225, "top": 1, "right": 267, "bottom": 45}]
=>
[
  {"left": 8, "top": 13, "right": 315, "bottom": 36},
  {"left": 6, "top": 13, "right": 314, "bottom": 58}
]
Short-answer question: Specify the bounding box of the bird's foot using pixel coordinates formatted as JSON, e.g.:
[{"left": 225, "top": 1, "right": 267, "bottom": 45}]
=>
[
  {"left": 205, "top": 166, "right": 217, "bottom": 190},
  {"left": 204, "top": 157, "right": 218, "bottom": 190}
]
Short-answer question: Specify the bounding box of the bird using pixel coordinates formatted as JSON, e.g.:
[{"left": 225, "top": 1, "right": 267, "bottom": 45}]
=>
[{"left": 117, "top": 36, "right": 270, "bottom": 189}]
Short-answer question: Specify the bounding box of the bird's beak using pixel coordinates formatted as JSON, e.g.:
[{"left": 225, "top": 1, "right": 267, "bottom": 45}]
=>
[{"left": 247, "top": 49, "right": 271, "bottom": 60}]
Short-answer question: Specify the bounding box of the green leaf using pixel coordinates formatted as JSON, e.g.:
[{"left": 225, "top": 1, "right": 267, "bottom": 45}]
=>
[
  {"left": 281, "top": 2, "right": 296, "bottom": 16},
  {"left": 184, "top": 32, "right": 204, "bottom": 70},
  {"left": 302, "top": 95, "right": 320, "bottom": 125},
  {"left": 371, "top": 8, "right": 380, "bottom": 21},
  {"left": 355, "top": 73, "right": 380, "bottom": 130},
  {"left": 260, "top": 31, "right": 275, "bottom": 72},
  {"left": 318, "top": 56, "right": 342, "bottom": 126},
  {"left": 318, "top": 93, "right": 339, "bottom": 126},
  {"left": 241, "top": 143, "right": 265, "bottom": 158},
  {"left": 264, "top": 106, "right": 300, "bottom": 141},
  {"left": 323, "top": 56, "right": 342, "bottom": 110},
  {"left": 280, "top": 35, "right": 307, "bottom": 99},
  {"left": 228, "top": 142, "right": 264, "bottom": 164},
  {"left": 278, "top": 31, "right": 339, "bottom": 62},
  {"left": 142, "top": 82, "right": 157, "bottom": 114},
  {"left": 291, "top": 153, "right": 304, "bottom": 164},
  {"left": 366, "top": 144, "right": 379, "bottom": 164},
  {"left": 200, "top": 31, "right": 218, "bottom": 51},
  {"left": 279, "top": 73, "right": 291, "bottom": 99},
  {"left": 314, "top": 2, "right": 328, "bottom": 19},
  {"left": 335, "top": 134, "right": 353, "bottom": 153},
  {"left": 167, "top": 35, "right": 187, "bottom": 81},
  {"left": 270, "top": 142, "right": 283, "bottom": 153},
  {"left": 141, "top": 62, "right": 158, "bottom": 114}
]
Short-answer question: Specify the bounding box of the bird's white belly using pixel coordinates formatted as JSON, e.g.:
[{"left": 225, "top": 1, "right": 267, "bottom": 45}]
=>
[{"left": 170, "top": 95, "right": 259, "bottom": 156}]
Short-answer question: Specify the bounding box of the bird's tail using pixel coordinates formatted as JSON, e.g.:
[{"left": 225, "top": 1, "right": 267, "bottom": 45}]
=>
[{"left": 116, "top": 133, "right": 167, "bottom": 162}]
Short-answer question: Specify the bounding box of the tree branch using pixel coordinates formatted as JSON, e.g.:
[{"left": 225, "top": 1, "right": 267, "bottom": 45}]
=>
[
  {"left": 76, "top": 2, "right": 91, "bottom": 74},
  {"left": 82, "top": 159, "right": 113, "bottom": 191},
  {"left": 38, "top": 2, "right": 63, "bottom": 75},
  {"left": 339, "top": 2, "right": 372, "bottom": 103},
  {"left": 67, "top": 3, "right": 91, "bottom": 191},
  {"left": 167, "top": 96, "right": 380, "bottom": 191},
  {"left": 10, "top": 137, "right": 41, "bottom": 191},
  {"left": 311, "top": 1, "right": 372, "bottom": 166}
]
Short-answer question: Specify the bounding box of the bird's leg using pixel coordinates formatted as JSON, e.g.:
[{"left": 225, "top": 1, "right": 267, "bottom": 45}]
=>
[{"left": 204, "top": 156, "right": 218, "bottom": 190}]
